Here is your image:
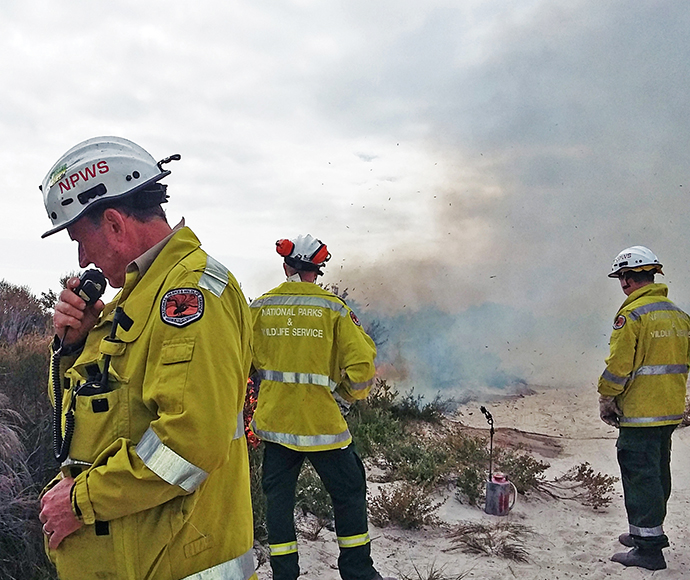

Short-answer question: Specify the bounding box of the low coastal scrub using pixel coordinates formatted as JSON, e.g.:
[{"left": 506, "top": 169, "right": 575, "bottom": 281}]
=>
[{"left": 368, "top": 482, "right": 442, "bottom": 529}]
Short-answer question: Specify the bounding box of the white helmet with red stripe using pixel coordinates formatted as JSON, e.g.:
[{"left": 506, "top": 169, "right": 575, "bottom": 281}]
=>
[
  {"left": 276, "top": 234, "right": 330, "bottom": 274},
  {"left": 40, "top": 136, "right": 179, "bottom": 238},
  {"left": 608, "top": 245, "right": 664, "bottom": 278}
]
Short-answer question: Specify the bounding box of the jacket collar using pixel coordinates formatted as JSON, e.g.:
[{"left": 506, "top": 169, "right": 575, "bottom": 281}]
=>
[
  {"left": 98, "top": 226, "right": 202, "bottom": 342},
  {"left": 620, "top": 282, "right": 668, "bottom": 310}
]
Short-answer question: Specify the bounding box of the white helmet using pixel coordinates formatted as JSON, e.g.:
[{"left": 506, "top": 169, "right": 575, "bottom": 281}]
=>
[
  {"left": 609, "top": 245, "right": 663, "bottom": 278},
  {"left": 276, "top": 234, "right": 330, "bottom": 273},
  {"left": 40, "top": 136, "right": 179, "bottom": 238}
]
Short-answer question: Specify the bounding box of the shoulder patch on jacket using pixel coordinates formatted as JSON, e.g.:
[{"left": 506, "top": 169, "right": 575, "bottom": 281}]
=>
[
  {"left": 613, "top": 314, "right": 626, "bottom": 330},
  {"left": 161, "top": 288, "right": 204, "bottom": 327},
  {"left": 350, "top": 311, "right": 361, "bottom": 326}
]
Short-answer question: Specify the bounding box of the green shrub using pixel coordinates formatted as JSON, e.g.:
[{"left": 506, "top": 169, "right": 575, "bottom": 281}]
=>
[
  {"left": 455, "top": 466, "right": 485, "bottom": 506},
  {"left": 495, "top": 449, "right": 549, "bottom": 494},
  {"left": 540, "top": 462, "right": 618, "bottom": 510},
  {"left": 369, "top": 482, "right": 441, "bottom": 529},
  {"left": 390, "top": 388, "right": 453, "bottom": 424},
  {"left": 295, "top": 463, "right": 333, "bottom": 522},
  {"left": 383, "top": 440, "right": 452, "bottom": 487}
]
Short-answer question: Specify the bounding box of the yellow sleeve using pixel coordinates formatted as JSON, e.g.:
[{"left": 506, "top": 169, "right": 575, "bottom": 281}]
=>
[
  {"left": 336, "top": 308, "right": 377, "bottom": 402},
  {"left": 597, "top": 312, "right": 637, "bottom": 397}
]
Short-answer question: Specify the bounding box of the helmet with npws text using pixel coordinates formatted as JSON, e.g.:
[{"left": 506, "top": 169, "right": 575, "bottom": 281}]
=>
[
  {"left": 276, "top": 234, "right": 330, "bottom": 274},
  {"left": 40, "top": 136, "right": 180, "bottom": 238},
  {"left": 608, "top": 245, "right": 664, "bottom": 278}
]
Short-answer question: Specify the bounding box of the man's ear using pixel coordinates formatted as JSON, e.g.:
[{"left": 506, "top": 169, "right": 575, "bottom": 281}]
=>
[{"left": 101, "top": 208, "right": 127, "bottom": 236}]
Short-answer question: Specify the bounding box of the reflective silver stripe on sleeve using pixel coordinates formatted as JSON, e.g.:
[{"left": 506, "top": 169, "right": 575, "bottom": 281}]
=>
[
  {"left": 251, "top": 420, "right": 351, "bottom": 448},
  {"left": 632, "top": 364, "right": 689, "bottom": 379},
  {"left": 136, "top": 427, "right": 208, "bottom": 492},
  {"left": 629, "top": 301, "right": 685, "bottom": 321},
  {"left": 349, "top": 378, "right": 374, "bottom": 391},
  {"left": 181, "top": 547, "right": 255, "bottom": 580},
  {"left": 233, "top": 410, "right": 245, "bottom": 440},
  {"left": 620, "top": 414, "right": 683, "bottom": 425},
  {"left": 199, "top": 255, "right": 229, "bottom": 298},
  {"left": 600, "top": 368, "right": 628, "bottom": 386},
  {"left": 629, "top": 524, "right": 664, "bottom": 537},
  {"left": 250, "top": 295, "right": 347, "bottom": 316},
  {"left": 258, "top": 369, "right": 338, "bottom": 391}
]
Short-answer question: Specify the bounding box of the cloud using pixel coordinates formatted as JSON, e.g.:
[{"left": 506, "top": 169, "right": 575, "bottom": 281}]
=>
[{"left": 2, "top": 0, "right": 689, "bottom": 393}]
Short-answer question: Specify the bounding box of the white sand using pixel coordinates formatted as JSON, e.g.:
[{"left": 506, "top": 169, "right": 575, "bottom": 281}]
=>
[{"left": 255, "top": 384, "right": 690, "bottom": 579}]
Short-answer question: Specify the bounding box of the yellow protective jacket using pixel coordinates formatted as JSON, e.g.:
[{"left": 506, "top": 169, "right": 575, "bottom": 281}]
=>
[
  {"left": 47, "top": 227, "right": 256, "bottom": 580},
  {"left": 249, "top": 282, "right": 376, "bottom": 452},
  {"left": 598, "top": 283, "right": 690, "bottom": 427}
]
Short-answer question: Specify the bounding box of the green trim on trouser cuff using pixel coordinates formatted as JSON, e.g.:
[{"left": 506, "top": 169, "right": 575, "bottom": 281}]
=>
[
  {"left": 270, "top": 541, "right": 299, "bottom": 556},
  {"left": 337, "top": 532, "right": 371, "bottom": 549}
]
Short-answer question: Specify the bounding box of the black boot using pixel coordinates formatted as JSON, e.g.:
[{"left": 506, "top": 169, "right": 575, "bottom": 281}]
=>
[
  {"left": 618, "top": 533, "right": 634, "bottom": 547},
  {"left": 611, "top": 548, "right": 666, "bottom": 571}
]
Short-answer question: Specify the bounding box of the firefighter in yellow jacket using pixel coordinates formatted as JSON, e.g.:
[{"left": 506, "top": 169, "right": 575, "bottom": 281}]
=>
[
  {"left": 37, "top": 137, "right": 256, "bottom": 580},
  {"left": 598, "top": 245, "right": 690, "bottom": 571},
  {"left": 250, "top": 235, "right": 394, "bottom": 580}
]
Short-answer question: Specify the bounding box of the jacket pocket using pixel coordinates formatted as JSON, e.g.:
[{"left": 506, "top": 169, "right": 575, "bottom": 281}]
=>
[
  {"left": 154, "top": 338, "right": 196, "bottom": 415},
  {"left": 68, "top": 387, "right": 125, "bottom": 464}
]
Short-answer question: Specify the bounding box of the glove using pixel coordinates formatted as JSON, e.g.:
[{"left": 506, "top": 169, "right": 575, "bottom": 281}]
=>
[
  {"left": 333, "top": 390, "right": 352, "bottom": 417},
  {"left": 599, "top": 396, "right": 621, "bottom": 427}
]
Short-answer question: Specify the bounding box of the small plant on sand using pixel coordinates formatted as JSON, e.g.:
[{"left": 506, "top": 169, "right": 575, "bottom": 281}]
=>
[
  {"left": 398, "top": 560, "right": 471, "bottom": 580},
  {"left": 446, "top": 521, "right": 533, "bottom": 562},
  {"left": 539, "top": 462, "right": 618, "bottom": 509},
  {"left": 383, "top": 440, "right": 452, "bottom": 486},
  {"left": 295, "top": 463, "right": 334, "bottom": 540},
  {"left": 494, "top": 448, "right": 549, "bottom": 494},
  {"left": 368, "top": 482, "right": 441, "bottom": 529},
  {"left": 455, "top": 466, "right": 485, "bottom": 506},
  {"left": 391, "top": 388, "right": 454, "bottom": 424}
]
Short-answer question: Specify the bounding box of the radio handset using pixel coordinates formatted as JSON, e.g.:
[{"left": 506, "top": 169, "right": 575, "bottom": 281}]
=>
[
  {"left": 73, "top": 269, "right": 107, "bottom": 308},
  {"left": 52, "top": 269, "right": 107, "bottom": 463}
]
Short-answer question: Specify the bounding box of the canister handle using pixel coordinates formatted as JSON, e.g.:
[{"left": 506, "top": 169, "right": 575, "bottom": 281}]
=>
[{"left": 509, "top": 481, "right": 517, "bottom": 510}]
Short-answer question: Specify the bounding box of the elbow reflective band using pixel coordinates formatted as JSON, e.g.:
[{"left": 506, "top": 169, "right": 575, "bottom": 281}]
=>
[
  {"left": 337, "top": 532, "right": 370, "bottom": 548},
  {"left": 258, "top": 369, "right": 338, "bottom": 391},
  {"left": 631, "top": 364, "right": 689, "bottom": 379},
  {"left": 199, "top": 255, "right": 229, "bottom": 298},
  {"left": 180, "top": 547, "right": 255, "bottom": 580},
  {"left": 269, "top": 541, "right": 299, "bottom": 557},
  {"left": 620, "top": 414, "right": 683, "bottom": 425},
  {"left": 250, "top": 295, "right": 348, "bottom": 316},
  {"left": 251, "top": 421, "right": 351, "bottom": 448},
  {"left": 629, "top": 524, "right": 664, "bottom": 537},
  {"left": 629, "top": 301, "right": 685, "bottom": 321},
  {"left": 600, "top": 369, "right": 628, "bottom": 386},
  {"left": 136, "top": 428, "right": 208, "bottom": 492},
  {"left": 348, "top": 378, "right": 373, "bottom": 391}
]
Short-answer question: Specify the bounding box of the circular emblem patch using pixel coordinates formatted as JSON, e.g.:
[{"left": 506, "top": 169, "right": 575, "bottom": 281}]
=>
[
  {"left": 161, "top": 288, "right": 204, "bottom": 327},
  {"left": 613, "top": 315, "right": 626, "bottom": 330},
  {"left": 350, "top": 311, "right": 361, "bottom": 326}
]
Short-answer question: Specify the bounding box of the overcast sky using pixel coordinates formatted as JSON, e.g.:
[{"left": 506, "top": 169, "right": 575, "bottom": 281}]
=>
[{"left": 3, "top": 0, "right": 689, "bottom": 395}]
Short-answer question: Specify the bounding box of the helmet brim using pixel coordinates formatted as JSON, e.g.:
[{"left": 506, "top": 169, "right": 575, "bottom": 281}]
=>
[{"left": 41, "top": 171, "right": 170, "bottom": 238}]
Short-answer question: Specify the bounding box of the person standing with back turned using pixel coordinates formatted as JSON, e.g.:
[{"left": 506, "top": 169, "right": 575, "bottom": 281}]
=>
[
  {"left": 37, "top": 137, "right": 256, "bottom": 580},
  {"left": 250, "top": 234, "right": 395, "bottom": 580},
  {"left": 598, "top": 245, "right": 690, "bottom": 571}
]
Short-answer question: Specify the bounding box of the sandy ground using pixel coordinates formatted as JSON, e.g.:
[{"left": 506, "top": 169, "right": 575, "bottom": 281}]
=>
[{"left": 255, "top": 384, "right": 690, "bottom": 579}]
